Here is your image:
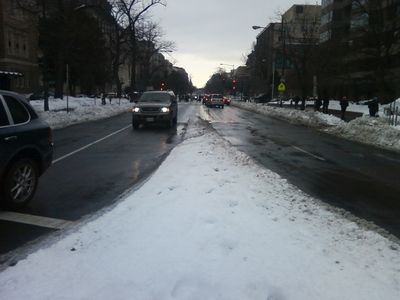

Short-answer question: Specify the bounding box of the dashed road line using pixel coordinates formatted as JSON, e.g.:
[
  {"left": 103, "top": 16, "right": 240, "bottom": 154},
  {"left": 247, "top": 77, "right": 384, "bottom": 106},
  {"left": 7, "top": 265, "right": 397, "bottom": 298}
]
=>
[
  {"left": 0, "top": 212, "right": 73, "bottom": 230},
  {"left": 53, "top": 125, "right": 131, "bottom": 164},
  {"left": 292, "top": 145, "right": 326, "bottom": 162}
]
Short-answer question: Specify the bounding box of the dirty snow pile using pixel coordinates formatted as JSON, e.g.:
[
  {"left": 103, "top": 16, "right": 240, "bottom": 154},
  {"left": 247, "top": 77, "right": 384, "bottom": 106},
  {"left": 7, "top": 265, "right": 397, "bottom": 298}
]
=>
[
  {"left": 30, "top": 97, "right": 132, "bottom": 129},
  {"left": 232, "top": 101, "right": 400, "bottom": 152},
  {"left": 326, "top": 115, "right": 400, "bottom": 150},
  {"left": 1, "top": 130, "right": 399, "bottom": 300}
]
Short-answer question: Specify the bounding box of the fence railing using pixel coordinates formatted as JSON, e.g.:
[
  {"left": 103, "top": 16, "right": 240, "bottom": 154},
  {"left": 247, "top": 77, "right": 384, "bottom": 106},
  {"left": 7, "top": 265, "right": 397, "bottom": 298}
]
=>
[{"left": 383, "top": 100, "right": 399, "bottom": 126}]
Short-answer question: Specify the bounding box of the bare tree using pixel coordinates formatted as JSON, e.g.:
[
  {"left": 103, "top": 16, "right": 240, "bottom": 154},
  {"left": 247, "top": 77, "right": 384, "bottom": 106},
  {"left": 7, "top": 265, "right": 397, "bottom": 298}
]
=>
[
  {"left": 109, "top": 4, "right": 129, "bottom": 97},
  {"left": 282, "top": 7, "right": 321, "bottom": 99},
  {"left": 349, "top": 0, "right": 400, "bottom": 101},
  {"left": 136, "top": 21, "right": 175, "bottom": 89},
  {"left": 109, "top": 0, "right": 167, "bottom": 98}
]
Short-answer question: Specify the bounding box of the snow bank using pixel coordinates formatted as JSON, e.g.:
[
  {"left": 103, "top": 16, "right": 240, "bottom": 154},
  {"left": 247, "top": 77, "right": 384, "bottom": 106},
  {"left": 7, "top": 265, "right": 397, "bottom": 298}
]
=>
[
  {"left": 232, "top": 101, "right": 400, "bottom": 152},
  {"left": 30, "top": 97, "right": 132, "bottom": 129},
  {"left": 326, "top": 115, "right": 400, "bottom": 150},
  {"left": 0, "top": 129, "right": 399, "bottom": 300}
]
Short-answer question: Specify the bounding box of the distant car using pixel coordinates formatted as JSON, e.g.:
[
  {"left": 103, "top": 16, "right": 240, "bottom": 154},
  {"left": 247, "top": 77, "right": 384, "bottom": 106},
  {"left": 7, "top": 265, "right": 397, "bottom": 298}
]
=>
[
  {"left": 223, "top": 96, "right": 231, "bottom": 105},
  {"left": 132, "top": 91, "right": 178, "bottom": 129},
  {"left": 206, "top": 94, "right": 224, "bottom": 108},
  {"left": 28, "top": 91, "right": 54, "bottom": 101},
  {"left": 202, "top": 94, "right": 211, "bottom": 106},
  {"left": 0, "top": 90, "right": 53, "bottom": 208}
]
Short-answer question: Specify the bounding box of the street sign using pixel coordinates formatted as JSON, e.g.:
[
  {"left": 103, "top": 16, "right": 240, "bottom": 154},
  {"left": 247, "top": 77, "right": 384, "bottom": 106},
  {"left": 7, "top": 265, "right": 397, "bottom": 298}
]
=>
[{"left": 277, "top": 82, "right": 286, "bottom": 93}]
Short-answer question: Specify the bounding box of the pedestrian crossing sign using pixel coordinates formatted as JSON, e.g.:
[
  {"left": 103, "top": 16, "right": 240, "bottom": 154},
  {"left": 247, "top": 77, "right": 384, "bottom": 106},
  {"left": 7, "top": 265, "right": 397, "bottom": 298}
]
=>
[{"left": 278, "top": 82, "right": 286, "bottom": 93}]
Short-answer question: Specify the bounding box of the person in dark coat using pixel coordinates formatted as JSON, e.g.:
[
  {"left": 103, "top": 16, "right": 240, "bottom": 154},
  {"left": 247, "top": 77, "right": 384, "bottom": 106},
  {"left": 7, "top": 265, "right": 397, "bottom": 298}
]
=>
[
  {"left": 293, "top": 95, "right": 300, "bottom": 109},
  {"left": 368, "top": 97, "right": 379, "bottom": 117},
  {"left": 322, "top": 98, "right": 330, "bottom": 114},
  {"left": 340, "top": 96, "right": 349, "bottom": 120},
  {"left": 314, "top": 97, "right": 322, "bottom": 112},
  {"left": 300, "top": 97, "right": 306, "bottom": 110}
]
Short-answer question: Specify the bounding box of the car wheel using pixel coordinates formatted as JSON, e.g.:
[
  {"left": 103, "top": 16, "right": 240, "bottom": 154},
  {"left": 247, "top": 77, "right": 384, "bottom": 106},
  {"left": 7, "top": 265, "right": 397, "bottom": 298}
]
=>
[
  {"left": 2, "top": 158, "right": 39, "bottom": 209},
  {"left": 132, "top": 122, "right": 139, "bottom": 129}
]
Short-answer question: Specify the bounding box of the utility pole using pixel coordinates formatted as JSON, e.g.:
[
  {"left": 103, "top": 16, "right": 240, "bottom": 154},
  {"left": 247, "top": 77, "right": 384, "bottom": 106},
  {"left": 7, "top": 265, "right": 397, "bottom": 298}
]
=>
[
  {"left": 66, "top": 64, "right": 69, "bottom": 113},
  {"left": 281, "top": 14, "right": 286, "bottom": 81}
]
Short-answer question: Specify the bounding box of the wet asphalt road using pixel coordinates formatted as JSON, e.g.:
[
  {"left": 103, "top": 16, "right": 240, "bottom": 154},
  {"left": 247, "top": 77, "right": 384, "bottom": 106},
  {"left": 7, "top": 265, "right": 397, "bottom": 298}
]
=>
[
  {"left": 0, "top": 103, "right": 200, "bottom": 257},
  {"left": 205, "top": 105, "right": 400, "bottom": 237},
  {"left": 1, "top": 102, "right": 400, "bottom": 261}
]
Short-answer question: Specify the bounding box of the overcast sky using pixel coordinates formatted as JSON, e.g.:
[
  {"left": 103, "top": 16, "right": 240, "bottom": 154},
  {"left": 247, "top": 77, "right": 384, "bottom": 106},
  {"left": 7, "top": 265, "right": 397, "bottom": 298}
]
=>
[{"left": 151, "top": 0, "right": 319, "bottom": 87}]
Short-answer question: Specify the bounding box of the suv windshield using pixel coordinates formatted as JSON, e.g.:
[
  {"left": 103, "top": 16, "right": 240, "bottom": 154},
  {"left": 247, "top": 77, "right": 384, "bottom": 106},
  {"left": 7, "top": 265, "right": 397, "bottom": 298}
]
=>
[{"left": 139, "top": 92, "right": 171, "bottom": 103}]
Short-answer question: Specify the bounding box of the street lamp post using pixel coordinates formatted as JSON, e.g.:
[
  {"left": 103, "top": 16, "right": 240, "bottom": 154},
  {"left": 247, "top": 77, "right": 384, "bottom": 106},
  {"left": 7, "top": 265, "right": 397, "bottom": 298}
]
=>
[{"left": 219, "top": 63, "right": 235, "bottom": 75}]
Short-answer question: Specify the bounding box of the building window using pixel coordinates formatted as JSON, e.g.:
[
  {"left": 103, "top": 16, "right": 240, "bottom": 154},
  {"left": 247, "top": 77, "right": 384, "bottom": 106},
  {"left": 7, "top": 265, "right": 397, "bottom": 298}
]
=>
[
  {"left": 350, "top": 12, "right": 369, "bottom": 30},
  {"left": 296, "top": 5, "right": 304, "bottom": 14},
  {"left": 7, "top": 31, "right": 14, "bottom": 55},
  {"left": 321, "top": 0, "right": 334, "bottom": 9},
  {"left": 320, "top": 30, "right": 331, "bottom": 43},
  {"left": 321, "top": 11, "right": 333, "bottom": 26}
]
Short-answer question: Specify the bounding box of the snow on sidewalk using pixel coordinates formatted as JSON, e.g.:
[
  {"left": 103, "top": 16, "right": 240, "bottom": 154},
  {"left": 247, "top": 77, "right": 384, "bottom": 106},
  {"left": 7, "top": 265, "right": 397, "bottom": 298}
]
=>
[
  {"left": 0, "top": 130, "right": 399, "bottom": 300},
  {"left": 232, "top": 101, "right": 400, "bottom": 152},
  {"left": 30, "top": 97, "right": 132, "bottom": 129}
]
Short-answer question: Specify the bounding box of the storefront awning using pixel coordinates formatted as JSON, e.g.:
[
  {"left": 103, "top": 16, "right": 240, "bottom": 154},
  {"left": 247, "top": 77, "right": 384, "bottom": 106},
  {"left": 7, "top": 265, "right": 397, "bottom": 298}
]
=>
[{"left": 0, "top": 70, "right": 23, "bottom": 77}]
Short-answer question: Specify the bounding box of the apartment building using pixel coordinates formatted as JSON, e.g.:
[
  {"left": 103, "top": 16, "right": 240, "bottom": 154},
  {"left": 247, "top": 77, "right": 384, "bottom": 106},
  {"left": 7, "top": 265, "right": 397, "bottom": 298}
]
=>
[
  {"left": 0, "top": 0, "right": 40, "bottom": 93},
  {"left": 319, "top": 0, "right": 400, "bottom": 100},
  {"left": 253, "top": 22, "right": 282, "bottom": 96},
  {"left": 282, "top": 4, "right": 321, "bottom": 97}
]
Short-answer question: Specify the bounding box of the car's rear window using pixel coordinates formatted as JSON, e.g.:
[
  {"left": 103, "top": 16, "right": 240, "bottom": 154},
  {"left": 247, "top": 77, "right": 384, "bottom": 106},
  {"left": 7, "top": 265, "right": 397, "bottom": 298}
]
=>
[
  {"left": 139, "top": 92, "right": 171, "bottom": 103},
  {"left": 0, "top": 99, "right": 10, "bottom": 126},
  {"left": 3, "top": 95, "right": 30, "bottom": 124}
]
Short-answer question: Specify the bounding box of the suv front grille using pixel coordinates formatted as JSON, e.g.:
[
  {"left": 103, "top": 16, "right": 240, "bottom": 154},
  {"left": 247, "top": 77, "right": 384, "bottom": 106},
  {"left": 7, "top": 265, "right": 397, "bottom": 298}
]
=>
[{"left": 141, "top": 107, "right": 160, "bottom": 112}]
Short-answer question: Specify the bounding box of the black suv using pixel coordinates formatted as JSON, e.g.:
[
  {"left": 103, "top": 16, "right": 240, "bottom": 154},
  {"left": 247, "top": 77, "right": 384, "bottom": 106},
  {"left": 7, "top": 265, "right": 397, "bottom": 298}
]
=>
[
  {"left": 132, "top": 91, "right": 178, "bottom": 129},
  {"left": 0, "top": 90, "right": 53, "bottom": 208}
]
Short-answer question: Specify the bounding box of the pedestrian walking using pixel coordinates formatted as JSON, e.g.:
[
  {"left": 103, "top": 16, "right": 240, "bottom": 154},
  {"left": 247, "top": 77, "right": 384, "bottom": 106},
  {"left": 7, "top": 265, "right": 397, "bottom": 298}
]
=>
[
  {"left": 322, "top": 98, "right": 329, "bottom": 114},
  {"left": 314, "top": 97, "right": 322, "bottom": 112},
  {"left": 340, "top": 96, "right": 349, "bottom": 120},
  {"left": 293, "top": 95, "right": 300, "bottom": 109},
  {"left": 368, "top": 97, "right": 379, "bottom": 117},
  {"left": 300, "top": 97, "right": 306, "bottom": 110}
]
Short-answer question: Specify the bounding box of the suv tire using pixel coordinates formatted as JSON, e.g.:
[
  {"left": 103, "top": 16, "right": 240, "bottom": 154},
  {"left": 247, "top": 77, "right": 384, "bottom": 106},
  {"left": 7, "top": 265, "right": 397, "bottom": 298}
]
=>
[{"left": 2, "top": 158, "right": 39, "bottom": 209}]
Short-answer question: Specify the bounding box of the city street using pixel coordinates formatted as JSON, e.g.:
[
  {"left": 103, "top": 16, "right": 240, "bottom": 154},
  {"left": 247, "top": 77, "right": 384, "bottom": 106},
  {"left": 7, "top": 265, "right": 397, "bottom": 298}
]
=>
[{"left": 1, "top": 103, "right": 400, "bottom": 263}]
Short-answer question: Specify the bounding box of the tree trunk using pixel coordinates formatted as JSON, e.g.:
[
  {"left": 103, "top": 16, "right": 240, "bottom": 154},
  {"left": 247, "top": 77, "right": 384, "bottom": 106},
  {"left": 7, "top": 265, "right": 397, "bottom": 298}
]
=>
[
  {"left": 54, "top": 56, "right": 64, "bottom": 99},
  {"left": 43, "top": 81, "right": 49, "bottom": 111},
  {"left": 130, "top": 29, "right": 137, "bottom": 100}
]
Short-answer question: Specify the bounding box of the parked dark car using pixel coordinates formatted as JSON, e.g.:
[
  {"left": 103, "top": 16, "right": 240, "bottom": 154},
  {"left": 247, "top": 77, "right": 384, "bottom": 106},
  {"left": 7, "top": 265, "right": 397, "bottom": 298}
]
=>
[
  {"left": 0, "top": 90, "right": 53, "bottom": 208},
  {"left": 28, "top": 91, "right": 54, "bottom": 101},
  {"left": 254, "top": 93, "right": 270, "bottom": 103},
  {"left": 132, "top": 91, "right": 178, "bottom": 129}
]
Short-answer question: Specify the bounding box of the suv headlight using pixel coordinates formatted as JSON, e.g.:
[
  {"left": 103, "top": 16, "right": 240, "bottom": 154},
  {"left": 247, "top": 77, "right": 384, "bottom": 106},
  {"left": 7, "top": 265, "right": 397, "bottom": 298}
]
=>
[
  {"left": 161, "top": 107, "right": 170, "bottom": 113},
  {"left": 132, "top": 107, "right": 140, "bottom": 113}
]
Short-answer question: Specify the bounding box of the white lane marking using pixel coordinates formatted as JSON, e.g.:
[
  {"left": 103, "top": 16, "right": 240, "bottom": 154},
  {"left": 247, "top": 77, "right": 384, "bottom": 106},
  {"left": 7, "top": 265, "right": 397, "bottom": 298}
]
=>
[
  {"left": 292, "top": 146, "right": 326, "bottom": 162},
  {"left": 0, "top": 211, "right": 73, "bottom": 230},
  {"left": 53, "top": 125, "right": 131, "bottom": 164}
]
